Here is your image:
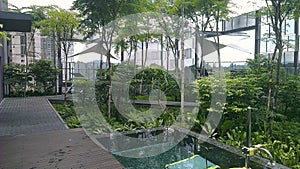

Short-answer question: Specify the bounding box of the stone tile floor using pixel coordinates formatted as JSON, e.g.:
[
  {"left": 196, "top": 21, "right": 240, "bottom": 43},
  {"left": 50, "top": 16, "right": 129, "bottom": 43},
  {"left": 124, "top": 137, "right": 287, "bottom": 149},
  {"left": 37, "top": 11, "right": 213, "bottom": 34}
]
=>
[
  {"left": 0, "top": 97, "right": 67, "bottom": 136},
  {"left": 0, "top": 97, "right": 124, "bottom": 169}
]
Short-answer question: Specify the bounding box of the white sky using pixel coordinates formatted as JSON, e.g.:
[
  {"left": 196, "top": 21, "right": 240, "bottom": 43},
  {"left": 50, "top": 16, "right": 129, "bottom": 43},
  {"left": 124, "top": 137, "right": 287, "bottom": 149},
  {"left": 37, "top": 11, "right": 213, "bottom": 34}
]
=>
[
  {"left": 9, "top": 0, "right": 266, "bottom": 62},
  {"left": 8, "top": 0, "right": 73, "bottom": 10},
  {"left": 9, "top": 0, "right": 265, "bottom": 15}
]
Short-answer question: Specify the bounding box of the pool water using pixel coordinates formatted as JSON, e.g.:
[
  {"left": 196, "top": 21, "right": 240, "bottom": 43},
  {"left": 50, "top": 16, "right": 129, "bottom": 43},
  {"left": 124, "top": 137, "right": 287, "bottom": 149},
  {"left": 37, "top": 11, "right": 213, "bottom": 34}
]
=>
[
  {"left": 113, "top": 140, "right": 216, "bottom": 169},
  {"left": 96, "top": 129, "right": 277, "bottom": 169}
]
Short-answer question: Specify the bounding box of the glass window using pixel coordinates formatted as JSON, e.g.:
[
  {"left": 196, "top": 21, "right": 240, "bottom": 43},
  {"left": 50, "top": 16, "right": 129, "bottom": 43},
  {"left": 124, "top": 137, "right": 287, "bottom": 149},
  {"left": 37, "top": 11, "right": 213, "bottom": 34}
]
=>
[
  {"left": 20, "top": 35, "right": 26, "bottom": 44},
  {"left": 21, "top": 46, "right": 26, "bottom": 55},
  {"left": 185, "top": 48, "right": 192, "bottom": 59}
]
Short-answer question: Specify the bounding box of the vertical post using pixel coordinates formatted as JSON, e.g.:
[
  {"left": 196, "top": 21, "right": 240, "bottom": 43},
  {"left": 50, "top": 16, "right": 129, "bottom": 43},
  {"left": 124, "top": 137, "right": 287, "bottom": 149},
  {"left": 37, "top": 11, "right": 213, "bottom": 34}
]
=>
[
  {"left": 254, "top": 11, "right": 261, "bottom": 58},
  {"left": 121, "top": 48, "right": 124, "bottom": 62},
  {"left": 57, "top": 39, "right": 62, "bottom": 94},
  {"left": 245, "top": 106, "right": 252, "bottom": 168},
  {"left": 294, "top": 19, "right": 299, "bottom": 75}
]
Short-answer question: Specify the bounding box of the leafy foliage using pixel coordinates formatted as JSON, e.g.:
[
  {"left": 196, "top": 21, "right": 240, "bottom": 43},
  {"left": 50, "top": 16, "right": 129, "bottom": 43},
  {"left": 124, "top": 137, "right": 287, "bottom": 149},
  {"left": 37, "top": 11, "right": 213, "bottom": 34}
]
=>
[
  {"left": 0, "top": 24, "right": 9, "bottom": 46},
  {"left": 194, "top": 56, "right": 300, "bottom": 167},
  {"left": 4, "top": 60, "right": 58, "bottom": 96},
  {"left": 3, "top": 64, "right": 28, "bottom": 96},
  {"left": 52, "top": 103, "right": 81, "bottom": 128},
  {"left": 29, "top": 60, "right": 59, "bottom": 94},
  {"left": 130, "top": 67, "right": 180, "bottom": 101}
]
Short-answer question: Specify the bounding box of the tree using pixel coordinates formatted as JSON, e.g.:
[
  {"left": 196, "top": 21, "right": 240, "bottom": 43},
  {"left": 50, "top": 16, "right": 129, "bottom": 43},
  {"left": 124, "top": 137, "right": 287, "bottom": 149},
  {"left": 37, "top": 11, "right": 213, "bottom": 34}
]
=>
[
  {"left": 72, "top": 0, "right": 153, "bottom": 118},
  {"left": 29, "top": 60, "right": 58, "bottom": 94},
  {"left": 0, "top": 24, "right": 9, "bottom": 46},
  {"left": 38, "top": 8, "right": 80, "bottom": 104},
  {"left": 9, "top": 5, "right": 58, "bottom": 52},
  {"left": 200, "top": 0, "right": 231, "bottom": 71},
  {"left": 8, "top": 5, "right": 59, "bottom": 96},
  {"left": 180, "top": 0, "right": 185, "bottom": 122},
  {"left": 3, "top": 64, "right": 28, "bottom": 96},
  {"left": 262, "top": 0, "right": 300, "bottom": 137}
]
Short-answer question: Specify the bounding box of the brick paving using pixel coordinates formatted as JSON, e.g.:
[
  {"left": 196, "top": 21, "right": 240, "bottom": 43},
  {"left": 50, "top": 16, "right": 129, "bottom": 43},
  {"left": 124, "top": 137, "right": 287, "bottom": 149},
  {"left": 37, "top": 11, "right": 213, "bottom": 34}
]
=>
[
  {"left": 0, "top": 97, "right": 67, "bottom": 136},
  {"left": 0, "top": 97, "right": 124, "bottom": 169}
]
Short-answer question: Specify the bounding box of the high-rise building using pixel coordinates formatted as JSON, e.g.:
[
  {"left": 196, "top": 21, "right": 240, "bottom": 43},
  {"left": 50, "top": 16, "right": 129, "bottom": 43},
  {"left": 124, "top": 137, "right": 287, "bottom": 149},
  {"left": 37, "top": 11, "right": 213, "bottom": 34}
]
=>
[
  {"left": 9, "top": 31, "right": 43, "bottom": 65},
  {"left": 41, "top": 36, "right": 55, "bottom": 63}
]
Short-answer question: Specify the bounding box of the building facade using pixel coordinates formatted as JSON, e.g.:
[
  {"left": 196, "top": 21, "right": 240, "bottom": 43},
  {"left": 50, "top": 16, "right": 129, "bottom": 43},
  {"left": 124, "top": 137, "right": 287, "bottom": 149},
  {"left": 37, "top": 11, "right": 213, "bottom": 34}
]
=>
[{"left": 9, "top": 32, "right": 42, "bottom": 65}]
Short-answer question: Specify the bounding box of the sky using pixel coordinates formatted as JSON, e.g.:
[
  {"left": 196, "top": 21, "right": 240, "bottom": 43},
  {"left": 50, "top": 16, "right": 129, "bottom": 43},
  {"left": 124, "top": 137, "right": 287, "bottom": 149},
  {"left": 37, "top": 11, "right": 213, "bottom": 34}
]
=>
[
  {"left": 8, "top": 0, "right": 73, "bottom": 10},
  {"left": 8, "top": 0, "right": 266, "bottom": 63},
  {"left": 9, "top": 0, "right": 265, "bottom": 15}
]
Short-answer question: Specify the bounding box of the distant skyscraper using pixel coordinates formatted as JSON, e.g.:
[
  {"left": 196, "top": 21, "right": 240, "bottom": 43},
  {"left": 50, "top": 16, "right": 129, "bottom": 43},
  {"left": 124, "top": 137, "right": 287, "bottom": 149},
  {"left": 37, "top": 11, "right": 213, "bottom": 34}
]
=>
[
  {"left": 41, "top": 36, "right": 55, "bottom": 64},
  {"left": 9, "top": 31, "right": 41, "bottom": 65}
]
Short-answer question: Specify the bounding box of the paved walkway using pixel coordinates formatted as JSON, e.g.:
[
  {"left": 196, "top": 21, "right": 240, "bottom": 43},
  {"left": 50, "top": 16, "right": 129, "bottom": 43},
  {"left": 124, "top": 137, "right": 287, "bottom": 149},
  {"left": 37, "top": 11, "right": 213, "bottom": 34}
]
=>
[
  {"left": 0, "top": 97, "right": 124, "bottom": 169},
  {"left": 0, "top": 97, "right": 67, "bottom": 136}
]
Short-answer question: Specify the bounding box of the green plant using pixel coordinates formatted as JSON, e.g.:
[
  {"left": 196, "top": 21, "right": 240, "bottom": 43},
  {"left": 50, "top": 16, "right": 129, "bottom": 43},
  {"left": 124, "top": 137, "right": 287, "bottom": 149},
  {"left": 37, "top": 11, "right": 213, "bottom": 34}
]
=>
[{"left": 52, "top": 103, "right": 81, "bottom": 128}]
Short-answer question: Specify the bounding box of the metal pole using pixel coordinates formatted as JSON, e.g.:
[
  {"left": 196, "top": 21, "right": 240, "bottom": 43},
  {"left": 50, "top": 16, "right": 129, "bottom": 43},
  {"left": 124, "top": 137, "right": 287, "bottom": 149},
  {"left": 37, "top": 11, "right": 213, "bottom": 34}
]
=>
[
  {"left": 254, "top": 11, "right": 261, "bottom": 58},
  {"left": 245, "top": 106, "right": 252, "bottom": 168},
  {"left": 294, "top": 19, "right": 299, "bottom": 75}
]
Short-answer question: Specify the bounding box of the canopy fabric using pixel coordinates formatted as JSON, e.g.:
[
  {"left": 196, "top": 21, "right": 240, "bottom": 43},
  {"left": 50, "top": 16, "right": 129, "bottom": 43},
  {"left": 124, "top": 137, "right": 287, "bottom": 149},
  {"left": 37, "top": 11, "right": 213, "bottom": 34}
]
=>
[{"left": 70, "top": 41, "right": 117, "bottom": 60}]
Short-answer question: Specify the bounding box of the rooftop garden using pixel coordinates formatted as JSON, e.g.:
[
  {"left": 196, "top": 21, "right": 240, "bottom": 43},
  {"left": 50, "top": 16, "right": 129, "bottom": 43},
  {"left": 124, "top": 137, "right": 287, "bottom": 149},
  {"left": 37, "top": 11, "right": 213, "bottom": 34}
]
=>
[{"left": 2, "top": 0, "right": 300, "bottom": 168}]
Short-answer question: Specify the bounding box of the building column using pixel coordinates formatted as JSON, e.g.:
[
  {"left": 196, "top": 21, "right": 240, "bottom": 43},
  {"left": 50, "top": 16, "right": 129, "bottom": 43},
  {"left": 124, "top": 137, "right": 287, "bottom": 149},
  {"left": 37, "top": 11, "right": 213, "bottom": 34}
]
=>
[
  {"left": 294, "top": 19, "right": 299, "bottom": 75},
  {"left": 254, "top": 10, "right": 261, "bottom": 58}
]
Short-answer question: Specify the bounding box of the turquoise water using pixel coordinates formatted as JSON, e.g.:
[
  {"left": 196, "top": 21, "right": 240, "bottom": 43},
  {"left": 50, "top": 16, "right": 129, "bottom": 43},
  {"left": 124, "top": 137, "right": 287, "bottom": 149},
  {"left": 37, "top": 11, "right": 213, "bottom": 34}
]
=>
[
  {"left": 113, "top": 141, "right": 216, "bottom": 169},
  {"left": 165, "top": 155, "right": 216, "bottom": 169},
  {"left": 96, "top": 130, "right": 273, "bottom": 169},
  {"left": 114, "top": 137, "right": 215, "bottom": 169}
]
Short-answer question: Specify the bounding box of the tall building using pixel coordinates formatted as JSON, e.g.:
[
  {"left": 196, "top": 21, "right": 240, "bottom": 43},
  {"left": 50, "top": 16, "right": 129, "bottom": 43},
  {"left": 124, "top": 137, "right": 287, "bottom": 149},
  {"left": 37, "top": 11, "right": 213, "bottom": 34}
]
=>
[
  {"left": 41, "top": 36, "right": 55, "bottom": 63},
  {"left": 9, "top": 30, "right": 44, "bottom": 65}
]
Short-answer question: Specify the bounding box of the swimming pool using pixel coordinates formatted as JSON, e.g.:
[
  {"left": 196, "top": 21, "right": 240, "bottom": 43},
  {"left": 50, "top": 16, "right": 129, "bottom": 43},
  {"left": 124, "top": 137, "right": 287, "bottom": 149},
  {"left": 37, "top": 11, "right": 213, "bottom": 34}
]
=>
[
  {"left": 113, "top": 140, "right": 216, "bottom": 169},
  {"left": 95, "top": 128, "right": 289, "bottom": 169}
]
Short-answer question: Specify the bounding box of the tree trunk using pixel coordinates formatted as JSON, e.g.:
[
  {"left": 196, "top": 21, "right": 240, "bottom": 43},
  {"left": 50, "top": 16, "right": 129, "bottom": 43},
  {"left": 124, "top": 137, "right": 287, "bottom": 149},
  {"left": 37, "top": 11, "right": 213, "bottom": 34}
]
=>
[
  {"left": 141, "top": 41, "right": 144, "bottom": 67},
  {"left": 134, "top": 40, "right": 137, "bottom": 75},
  {"left": 161, "top": 35, "right": 164, "bottom": 67},
  {"left": 180, "top": 0, "right": 185, "bottom": 122},
  {"left": 194, "top": 26, "right": 198, "bottom": 79},
  {"left": 64, "top": 53, "right": 68, "bottom": 105},
  {"left": 175, "top": 39, "right": 179, "bottom": 78},
  {"left": 216, "top": 14, "right": 221, "bottom": 72},
  {"left": 52, "top": 33, "right": 57, "bottom": 94},
  {"left": 57, "top": 39, "right": 63, "bottom": 95},
  {"left": 107, "top": 51, "right": 112, "bottom": 119},
  {"left": 267, "top": 49, "right": 276, "bottom": 137},
  {"left": 166, "top": 39, "right": 170, "bottom": 71},
  {"left": 145, "top": 41, "right": 149, "bottom": 67}
]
